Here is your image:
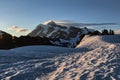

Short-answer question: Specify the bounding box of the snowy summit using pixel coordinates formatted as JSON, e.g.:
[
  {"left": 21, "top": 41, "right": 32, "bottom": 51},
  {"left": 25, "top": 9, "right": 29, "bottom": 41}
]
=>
[
  {"left": 43, "top": 20, "right": 57, "bottom": 25},
  {"left": 29, "top": 20, "right": 95, "bottom": 47}
]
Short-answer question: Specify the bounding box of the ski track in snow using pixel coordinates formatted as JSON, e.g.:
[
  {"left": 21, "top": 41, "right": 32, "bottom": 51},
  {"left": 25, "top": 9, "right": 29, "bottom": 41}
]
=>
[{"left": 0, "top": 35, "right": 120, "bottom": 80}]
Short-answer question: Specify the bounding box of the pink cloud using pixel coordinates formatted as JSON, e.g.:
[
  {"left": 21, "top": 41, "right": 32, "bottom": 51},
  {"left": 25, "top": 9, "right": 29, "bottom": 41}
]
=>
[{"left": 8, "top": 26, "right": 31, "bottom": 33}]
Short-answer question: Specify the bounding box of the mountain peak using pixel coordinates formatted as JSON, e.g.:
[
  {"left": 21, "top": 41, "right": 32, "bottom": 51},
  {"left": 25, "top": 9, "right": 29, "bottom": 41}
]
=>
[{"left": 43, "top": 20, "right": 57, "bottom": 25}]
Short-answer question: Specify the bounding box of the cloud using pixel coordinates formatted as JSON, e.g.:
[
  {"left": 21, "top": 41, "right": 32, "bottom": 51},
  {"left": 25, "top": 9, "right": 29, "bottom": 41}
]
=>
[
  {"left": 55, "top": 20, "right": 73, "bottom": 23},
  {"left": 8, "top": 26, "right": 31, "bottom": 33},
  {"left": 81, "top": 23, "right": 118, "bottom": 26},
  {"left": 55, "top": 20, "right": 118, "bottom": 28}
]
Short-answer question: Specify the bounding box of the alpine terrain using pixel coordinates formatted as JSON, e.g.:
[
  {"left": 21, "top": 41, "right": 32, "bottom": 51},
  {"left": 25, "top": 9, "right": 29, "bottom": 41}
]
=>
[
  {"left": 0, "top": 34, "right": 120, "bottom": 80},
  {"left": 29, "top": 20, "right": 95, "bottom": 47}
]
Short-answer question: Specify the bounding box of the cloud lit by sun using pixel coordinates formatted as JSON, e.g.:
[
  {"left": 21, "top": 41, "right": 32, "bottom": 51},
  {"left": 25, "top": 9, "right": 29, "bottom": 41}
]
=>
[{"left": 8, "top": 26, "right": 31, "bottom": 33}]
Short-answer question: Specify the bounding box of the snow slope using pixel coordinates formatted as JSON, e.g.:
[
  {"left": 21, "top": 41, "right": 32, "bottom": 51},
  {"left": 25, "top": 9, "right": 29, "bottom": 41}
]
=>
[{"left": 0, "top": 35, "right": 120, "bottom": 80}]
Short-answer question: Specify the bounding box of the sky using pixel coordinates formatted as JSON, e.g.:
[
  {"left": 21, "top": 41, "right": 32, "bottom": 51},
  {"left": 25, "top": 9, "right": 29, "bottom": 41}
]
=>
[{"left": 0, "top": 0, "right": 120, "bottom": 36}]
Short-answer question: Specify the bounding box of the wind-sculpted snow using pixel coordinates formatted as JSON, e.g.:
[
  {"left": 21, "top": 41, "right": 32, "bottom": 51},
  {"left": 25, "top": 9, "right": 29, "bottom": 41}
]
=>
[{"left": 0, "top": 35, "right": 120, "bottom": 80}]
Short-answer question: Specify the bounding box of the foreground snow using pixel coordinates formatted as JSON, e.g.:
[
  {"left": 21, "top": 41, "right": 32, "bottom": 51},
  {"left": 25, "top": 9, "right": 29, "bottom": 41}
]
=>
[{"left": 0, "top": 35, "right": 120, "bottom": 80}]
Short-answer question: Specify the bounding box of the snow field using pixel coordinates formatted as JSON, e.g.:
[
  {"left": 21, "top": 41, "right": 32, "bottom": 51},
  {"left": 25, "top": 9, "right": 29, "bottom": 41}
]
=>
[{"left": 0, "top": 35, "right": 120, "bottom": 80}]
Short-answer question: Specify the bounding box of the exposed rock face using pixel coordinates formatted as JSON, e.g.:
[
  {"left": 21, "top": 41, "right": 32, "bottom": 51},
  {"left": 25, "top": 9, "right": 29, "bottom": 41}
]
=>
[
  {"left": 69, "top": 26, "right": 82, "bottom": 38},
  {"left": 29, "top": 21, "right": 92, "bottom": 39},
  {"left": 28, "top": 21, "right": 95, "bottom": 47}
]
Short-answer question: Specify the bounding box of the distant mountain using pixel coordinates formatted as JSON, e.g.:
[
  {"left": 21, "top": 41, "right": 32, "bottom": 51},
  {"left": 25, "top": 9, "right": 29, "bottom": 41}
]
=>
[
  {"left": 29, "top": 20, "right": 94, "bottom": 38},
  {"left": 29, "top": 20, "right": 95, "bottom": 47}
]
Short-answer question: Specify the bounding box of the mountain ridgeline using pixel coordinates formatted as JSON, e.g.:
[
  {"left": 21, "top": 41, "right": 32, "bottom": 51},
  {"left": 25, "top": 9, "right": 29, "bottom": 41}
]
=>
[
  {"left": 0, "top": 31, "right": 52, "bottom": 49},
  {"left": 0, "top": 20, "right": 114, "bottom": 49},
  {"left": 28, "top": 20, "right": 95, "bottom": 47},
  {"left": 29, "top": 20, "right": 85, "bottom": 39}
]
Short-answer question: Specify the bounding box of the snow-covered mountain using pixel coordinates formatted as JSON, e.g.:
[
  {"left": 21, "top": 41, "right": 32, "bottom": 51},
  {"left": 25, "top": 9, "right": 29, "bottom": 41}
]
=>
[
  {"left": 29, "top": 20, "right": 95, "bottom": 38},
  {"left": 29, "top": 20, "right": 95, "bottom": 47},
  {"left": 0, "top": 35, "right": 120, "bottom": 80}
]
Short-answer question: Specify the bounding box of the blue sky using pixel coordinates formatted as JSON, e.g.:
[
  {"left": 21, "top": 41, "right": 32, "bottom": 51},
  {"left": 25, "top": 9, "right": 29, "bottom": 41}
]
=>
[{"left": 0, "top": 0, "right": 120, "bottom": 36}]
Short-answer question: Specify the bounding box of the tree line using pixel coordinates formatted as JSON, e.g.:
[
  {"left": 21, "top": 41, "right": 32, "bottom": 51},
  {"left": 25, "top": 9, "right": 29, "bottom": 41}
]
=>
[
  {"left": 0, "top": 34, "right": 52, "bottom": 49},
  {"left": 101, "top": 29, "right": 114, "bottom": 35},
  {"left": 89, "top": 29, "right": 114, "bottom": 35}
]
